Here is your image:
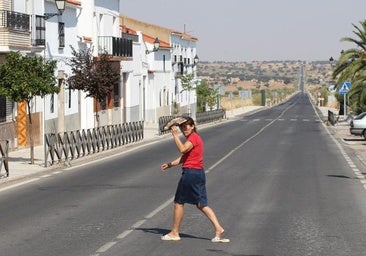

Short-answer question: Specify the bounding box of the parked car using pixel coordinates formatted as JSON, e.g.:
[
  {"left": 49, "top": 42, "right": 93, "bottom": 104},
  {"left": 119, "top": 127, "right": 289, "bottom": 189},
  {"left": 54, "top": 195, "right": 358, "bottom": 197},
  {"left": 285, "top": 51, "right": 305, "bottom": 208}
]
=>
[{"left": 350, "top": 112, "right": 366, "bottom": 139}]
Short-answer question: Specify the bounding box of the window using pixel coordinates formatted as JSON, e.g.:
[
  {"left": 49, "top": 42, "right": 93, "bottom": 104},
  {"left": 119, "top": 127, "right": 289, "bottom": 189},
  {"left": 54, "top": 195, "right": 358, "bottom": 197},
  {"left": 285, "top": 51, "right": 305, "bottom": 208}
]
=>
[
  {"left": 113, "top": 83, "right": 119, "bottom": 107},
  {"left": 167, "top": 90, "right": 169, "bottom": 106},
  {"left": 35, "top": 15, "right": 45, "bottom": 46},
  {"left": 0, "top": 95, "right": 6, "bottom": 123},
  {"left": 100, "top": 98, "right": 107, "bottom": 110},
  {"left": 58, "top": 22, "right": 65, "bottom": 48},
  {"left": 163, "top": 55, "right": 166, "bottom": 72},
  {"left": 68, "top": 87, "right": 72, "bottom": 109},
  {"left": 159, "top": 90, "right": 162, "bottom": 106},
  {"left": 50, "top": 94, "right": 54, "bottom": 113}
]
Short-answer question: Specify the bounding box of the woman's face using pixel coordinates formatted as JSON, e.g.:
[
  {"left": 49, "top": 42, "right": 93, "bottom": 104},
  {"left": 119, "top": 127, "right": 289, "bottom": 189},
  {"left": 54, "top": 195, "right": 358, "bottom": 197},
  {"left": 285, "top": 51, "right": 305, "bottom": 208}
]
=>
[{"left": 180, "top": 123, "right": 194, "bottom": 137}]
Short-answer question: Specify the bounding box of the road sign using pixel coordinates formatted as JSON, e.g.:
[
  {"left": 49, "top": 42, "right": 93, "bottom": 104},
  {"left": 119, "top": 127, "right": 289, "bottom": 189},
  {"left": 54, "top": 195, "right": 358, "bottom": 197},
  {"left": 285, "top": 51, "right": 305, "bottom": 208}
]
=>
[{"left": 339, "top": 81, "right": 351, "bottom": 94}]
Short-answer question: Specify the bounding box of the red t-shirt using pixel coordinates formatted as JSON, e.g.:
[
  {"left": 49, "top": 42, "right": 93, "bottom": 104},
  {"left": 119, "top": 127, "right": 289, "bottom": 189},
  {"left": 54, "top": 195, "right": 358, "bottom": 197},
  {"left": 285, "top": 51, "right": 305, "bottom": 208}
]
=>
[{"left": 181, "top": 132, "right": 204, "bottom": 169}]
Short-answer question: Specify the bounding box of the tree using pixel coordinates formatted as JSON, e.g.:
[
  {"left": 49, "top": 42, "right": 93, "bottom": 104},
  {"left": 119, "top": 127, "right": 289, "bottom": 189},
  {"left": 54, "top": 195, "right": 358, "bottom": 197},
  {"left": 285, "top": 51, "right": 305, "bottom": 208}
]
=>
[
  {"left": 196, "top": 80, "right": 218, "bottom": 112},
  {"left": 179, "top": 72, "right": 196, "bottom": 115},
  {"left": 67, "top": 46, "right": 120, "bottom": 126},
  {"left": 333, "top": 20, "right": 366, "bottom": 114},
  {"left": 0, "top": 51, "right": 58, "bottom": 164}
]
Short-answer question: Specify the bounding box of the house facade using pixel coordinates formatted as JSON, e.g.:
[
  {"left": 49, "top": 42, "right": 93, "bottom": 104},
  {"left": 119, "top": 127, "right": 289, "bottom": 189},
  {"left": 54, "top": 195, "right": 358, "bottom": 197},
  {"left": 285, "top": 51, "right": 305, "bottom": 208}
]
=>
[
  {"left": 120, "top": 15, "right": 199, "bottom": 123},
  {"left": 0, "top": 0, "right": 198, "bottom": 150}
]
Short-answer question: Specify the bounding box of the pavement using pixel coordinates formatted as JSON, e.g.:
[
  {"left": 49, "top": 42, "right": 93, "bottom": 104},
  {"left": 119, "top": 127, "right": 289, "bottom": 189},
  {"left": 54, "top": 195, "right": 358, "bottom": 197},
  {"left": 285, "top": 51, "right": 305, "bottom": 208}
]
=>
[
  {"left": 323, "top": 107, "right": 366, "bottom": 166},
  {"left": 1, "top": 104, "right": 365, "bottom": 185}
]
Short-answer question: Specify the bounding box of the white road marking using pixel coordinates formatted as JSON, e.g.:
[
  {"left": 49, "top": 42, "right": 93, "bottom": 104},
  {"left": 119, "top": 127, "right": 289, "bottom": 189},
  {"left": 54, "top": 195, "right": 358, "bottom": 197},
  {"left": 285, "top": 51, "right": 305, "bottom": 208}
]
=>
[
  {"left": 145, "top": 197, "right": 173, "bottom": 219},
  {"left": 310, "top": 97, "right": 366, "bottom": 189},
  {"left": 96, "top": 241, "right": 117, "bottom": 253},
  {"left": 0, "top": 178, "right": 40, "bottom": 193},
  {"left": 93, "top": 102, "right": 297, "bottom": 255},
  {"left": 116, "top": 230, "right": 133, "bottom": 239}
]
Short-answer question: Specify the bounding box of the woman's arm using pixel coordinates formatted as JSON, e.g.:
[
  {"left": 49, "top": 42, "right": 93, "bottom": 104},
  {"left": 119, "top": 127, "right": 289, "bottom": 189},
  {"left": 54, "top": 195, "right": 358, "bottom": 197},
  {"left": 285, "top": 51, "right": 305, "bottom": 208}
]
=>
[
  {"left": 161, "top": 156, "right": 182, "bottom": 171},
  {"left": 171, "top": 126, "right": 193, "bottom": 153}
]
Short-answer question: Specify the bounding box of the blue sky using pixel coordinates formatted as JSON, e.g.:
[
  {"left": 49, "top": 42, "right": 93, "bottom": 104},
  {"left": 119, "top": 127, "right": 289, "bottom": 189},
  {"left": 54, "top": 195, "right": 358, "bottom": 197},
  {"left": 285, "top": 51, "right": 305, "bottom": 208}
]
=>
[{"left": 121, "top": 0, "right": 366, "bottom": 62}]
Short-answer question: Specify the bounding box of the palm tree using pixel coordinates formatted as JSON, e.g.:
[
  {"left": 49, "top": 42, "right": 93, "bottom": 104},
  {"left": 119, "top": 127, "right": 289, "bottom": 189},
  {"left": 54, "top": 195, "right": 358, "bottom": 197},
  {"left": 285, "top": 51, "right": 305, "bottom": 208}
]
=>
[{"left": 333, "top": 20, "right": 366, "bottom": 114}]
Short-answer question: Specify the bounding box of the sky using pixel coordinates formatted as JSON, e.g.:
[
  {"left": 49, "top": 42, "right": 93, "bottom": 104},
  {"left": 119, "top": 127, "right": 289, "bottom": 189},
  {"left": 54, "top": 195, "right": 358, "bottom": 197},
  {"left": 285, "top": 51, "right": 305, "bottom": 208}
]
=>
[{"left": 121, "top": 0, "right": 366, "bottom": 62}]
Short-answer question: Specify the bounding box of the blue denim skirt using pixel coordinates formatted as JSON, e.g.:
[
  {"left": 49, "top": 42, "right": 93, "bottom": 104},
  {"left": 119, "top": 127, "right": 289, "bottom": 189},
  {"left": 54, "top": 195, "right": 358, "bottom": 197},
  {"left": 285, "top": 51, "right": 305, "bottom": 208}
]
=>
[{"left": 174, "top": 168, "right": 208, "bottom": 207}]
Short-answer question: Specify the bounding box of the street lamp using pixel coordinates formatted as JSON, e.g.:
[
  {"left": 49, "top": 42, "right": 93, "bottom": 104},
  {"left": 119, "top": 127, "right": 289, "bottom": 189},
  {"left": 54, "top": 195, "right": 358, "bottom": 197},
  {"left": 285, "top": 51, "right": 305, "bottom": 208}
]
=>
[
  {"left": 193, "top": 54, "right": 199, "bottom": 65},
  {"left": 44, "top": 0, "right": 66, "bottom": 20},
  {"left": 146, "top": 37, "right": 160, "bottom": 54},
  {"left": 329, "top": 56, "right": 334, "bottom": 67}
]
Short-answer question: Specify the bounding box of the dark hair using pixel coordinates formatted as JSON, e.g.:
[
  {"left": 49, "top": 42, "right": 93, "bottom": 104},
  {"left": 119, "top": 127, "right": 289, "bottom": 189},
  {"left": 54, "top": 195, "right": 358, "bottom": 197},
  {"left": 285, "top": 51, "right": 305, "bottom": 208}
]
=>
[{"left": 181, "top": 116, "right": 197, "bottom": 132}]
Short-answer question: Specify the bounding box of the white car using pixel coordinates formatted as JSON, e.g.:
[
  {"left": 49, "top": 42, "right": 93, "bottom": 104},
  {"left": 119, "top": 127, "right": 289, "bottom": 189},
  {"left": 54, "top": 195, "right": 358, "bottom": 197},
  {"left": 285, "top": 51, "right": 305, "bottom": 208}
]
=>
[{"left": 350, "top": 112, "right": 366, "bottom": 139}]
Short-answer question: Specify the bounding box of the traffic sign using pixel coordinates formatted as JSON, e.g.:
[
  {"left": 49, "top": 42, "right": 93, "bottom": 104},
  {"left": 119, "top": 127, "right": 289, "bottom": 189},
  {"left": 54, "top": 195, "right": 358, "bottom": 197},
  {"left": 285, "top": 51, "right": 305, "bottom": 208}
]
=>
[{"left": 339, "top": 81, "right": 351, "bottom": 94}]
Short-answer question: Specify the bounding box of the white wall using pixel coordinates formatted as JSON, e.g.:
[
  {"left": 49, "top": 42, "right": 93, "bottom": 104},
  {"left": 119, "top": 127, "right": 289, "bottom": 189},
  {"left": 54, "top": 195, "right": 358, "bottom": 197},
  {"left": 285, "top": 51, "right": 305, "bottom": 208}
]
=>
[{"left": 170, "top": 34, "right": 198, "bottom": 115}]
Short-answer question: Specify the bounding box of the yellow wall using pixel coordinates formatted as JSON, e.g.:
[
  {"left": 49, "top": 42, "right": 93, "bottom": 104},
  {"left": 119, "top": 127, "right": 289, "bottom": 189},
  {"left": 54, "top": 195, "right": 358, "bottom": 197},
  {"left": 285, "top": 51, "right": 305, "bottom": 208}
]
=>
[{"left": 120, "top": 15, "right": 171, "bottom": 43}]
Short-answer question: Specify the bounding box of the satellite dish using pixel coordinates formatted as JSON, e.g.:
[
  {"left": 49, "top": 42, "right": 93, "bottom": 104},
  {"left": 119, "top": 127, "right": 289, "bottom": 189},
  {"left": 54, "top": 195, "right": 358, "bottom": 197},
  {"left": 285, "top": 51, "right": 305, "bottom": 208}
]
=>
[{"left": 328, "top": 85, "right": 336, "bottom": 93}]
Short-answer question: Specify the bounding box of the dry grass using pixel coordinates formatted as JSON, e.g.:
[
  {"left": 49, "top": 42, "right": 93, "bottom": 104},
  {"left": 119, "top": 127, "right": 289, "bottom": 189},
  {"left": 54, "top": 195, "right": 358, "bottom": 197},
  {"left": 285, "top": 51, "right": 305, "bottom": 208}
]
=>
[{"left": 221, "top": 97, "right": 255, "bottom": 110}]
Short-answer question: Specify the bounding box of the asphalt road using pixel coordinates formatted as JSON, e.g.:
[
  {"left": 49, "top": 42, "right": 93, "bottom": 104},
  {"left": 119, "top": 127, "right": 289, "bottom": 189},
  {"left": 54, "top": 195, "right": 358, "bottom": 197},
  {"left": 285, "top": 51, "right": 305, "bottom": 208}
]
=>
[{"left": 1, "top": 92, "right": 366, "bottom": 256}]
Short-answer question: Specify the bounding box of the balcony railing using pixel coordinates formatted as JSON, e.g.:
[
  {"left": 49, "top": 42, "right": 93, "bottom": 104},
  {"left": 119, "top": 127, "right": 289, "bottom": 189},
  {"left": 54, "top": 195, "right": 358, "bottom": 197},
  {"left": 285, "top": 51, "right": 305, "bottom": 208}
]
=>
[
  {"left": 98, "top": 36, "right": 133, "bottom": 57},
  {"left": 0, "top": 10, "right": 30, "bottom": 31}
]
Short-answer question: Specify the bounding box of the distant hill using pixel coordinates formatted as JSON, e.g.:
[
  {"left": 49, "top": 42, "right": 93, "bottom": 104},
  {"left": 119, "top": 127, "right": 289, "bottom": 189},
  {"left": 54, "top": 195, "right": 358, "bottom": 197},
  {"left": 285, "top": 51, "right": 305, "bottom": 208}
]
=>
[{"left": 197, "top": 60, "right": 333, "bottom": 91}]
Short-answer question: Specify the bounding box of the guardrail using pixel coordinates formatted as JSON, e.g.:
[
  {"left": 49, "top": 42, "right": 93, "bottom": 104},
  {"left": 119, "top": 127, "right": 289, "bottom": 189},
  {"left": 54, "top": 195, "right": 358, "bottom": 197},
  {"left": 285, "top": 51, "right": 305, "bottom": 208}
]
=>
[
  {"left": 158, "top": 109, "right": 226, "bottom": 134},
  {"left": 196, "top": 109, "right": 226, "bottom": 125},
  {"left": 44, "top": 121, "right": 144, "bottom": 167},
  {"left": 0, "top": 140, "right": 9, "bottom": 177}
]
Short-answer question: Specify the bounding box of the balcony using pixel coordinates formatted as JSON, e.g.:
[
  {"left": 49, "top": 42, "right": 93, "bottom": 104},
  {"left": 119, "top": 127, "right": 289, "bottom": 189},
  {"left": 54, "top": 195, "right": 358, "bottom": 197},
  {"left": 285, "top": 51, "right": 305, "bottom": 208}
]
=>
[
  {"left": 0, "top": 10, "right": 31, "bottom": 50},
  {"left": 98, "top": 36, "right": 133, "bottom": 58}
]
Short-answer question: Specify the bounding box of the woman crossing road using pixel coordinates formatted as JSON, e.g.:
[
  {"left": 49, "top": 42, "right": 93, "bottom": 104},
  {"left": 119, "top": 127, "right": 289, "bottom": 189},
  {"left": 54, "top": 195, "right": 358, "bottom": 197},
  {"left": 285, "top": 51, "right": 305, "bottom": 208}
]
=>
[{"left": 160, "top": 117, "right": 229, "bottom": 242}]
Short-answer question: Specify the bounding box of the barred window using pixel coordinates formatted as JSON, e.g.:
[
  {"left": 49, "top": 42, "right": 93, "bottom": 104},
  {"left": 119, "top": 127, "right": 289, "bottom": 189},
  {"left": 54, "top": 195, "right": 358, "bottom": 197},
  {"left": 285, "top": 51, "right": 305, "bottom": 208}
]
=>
[
  {"left": 68, "top": 87, "right": 72, "bottom": 108},
  {"left": 113, "top": 83, "right": 119, "bottom": 107},
  {"left": 163, "top": 55, "right": 166, "bottom": 72},
  {"left": 58, "top": 22, "right": 65, "bottom": 48},
  {"left": 50, "top": 94, "right": 54, "bottom": 113},
  {"left": 100, "top": 98, "right": 107, "bottom": 110},
  {"left": 35, "top": 15, "right": 45, "bottom": 46},
  {"left": 0, "top": 95, "right": 6, "bottom": 123}
]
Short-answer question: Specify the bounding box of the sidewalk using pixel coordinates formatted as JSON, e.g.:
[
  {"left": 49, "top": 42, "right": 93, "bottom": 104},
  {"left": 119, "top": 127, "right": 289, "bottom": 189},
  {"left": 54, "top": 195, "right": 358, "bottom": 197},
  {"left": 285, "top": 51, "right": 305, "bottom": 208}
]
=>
[
  {"left": 7, "top": 105, "right": 363, "bottom": 184},
  {"left": 318, "top": 106, "right": 366, "bottom": 165},
  {"left": 0, "top": 106, "right": 263, "bottom": 184}
]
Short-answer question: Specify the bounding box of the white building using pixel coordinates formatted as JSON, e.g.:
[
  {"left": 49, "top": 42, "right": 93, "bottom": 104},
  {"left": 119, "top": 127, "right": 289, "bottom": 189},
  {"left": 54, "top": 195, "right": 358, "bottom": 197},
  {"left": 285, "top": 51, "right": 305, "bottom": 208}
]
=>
[
  {"left": 120, "top": 15, "right": 199, "bottom": 124},
  {"left": 171, "top": 31, "right": 199, "bottom": 116},
  {"left": 0, "top": 1, "right": 199, "bottom": 150}
]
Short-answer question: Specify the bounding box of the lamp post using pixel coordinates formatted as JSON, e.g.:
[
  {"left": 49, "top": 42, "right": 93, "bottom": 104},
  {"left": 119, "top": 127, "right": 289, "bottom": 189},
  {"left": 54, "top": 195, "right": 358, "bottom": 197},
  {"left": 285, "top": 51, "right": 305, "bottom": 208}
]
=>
[
  {"left": 44, "top": 0, "right": 66, "bottom": 20},
  {"left": 187, "top": 55, "right": 199, "bottom": 117},
  {"left": 329, "top": 56, "right": 334, "bottom": 69},
  {"left": 43, "top": 0, "right": 66, "bottom": 166},
  {"left": 146, "top": 37, "right": 160, "bottom": 54},
  {"left": 193, "top": 54, "right": 199, "bottom": 65}
]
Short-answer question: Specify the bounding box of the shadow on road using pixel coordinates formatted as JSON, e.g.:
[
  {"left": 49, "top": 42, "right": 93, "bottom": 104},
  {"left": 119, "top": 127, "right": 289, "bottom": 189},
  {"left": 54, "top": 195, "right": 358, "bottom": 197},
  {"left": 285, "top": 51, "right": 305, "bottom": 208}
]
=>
[
  {"left": 134, "top": 227, "right": 210, "bottom": 240},
  {"left": 343, "top": 138, "right": 365, "bottom": 142},
  {"left": 327, "top": 174, "right": 358, "bottom": 179}
]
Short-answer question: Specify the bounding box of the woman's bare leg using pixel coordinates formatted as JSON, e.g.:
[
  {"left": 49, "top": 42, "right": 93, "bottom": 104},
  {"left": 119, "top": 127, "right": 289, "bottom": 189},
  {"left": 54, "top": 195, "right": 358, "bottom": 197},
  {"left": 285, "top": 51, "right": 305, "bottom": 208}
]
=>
[
  {"left": 197, "top": 205, "right": 224, "bottom": 237},
  {"left": 168, "top": 203, "right": 184, "bottom": 237}
]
